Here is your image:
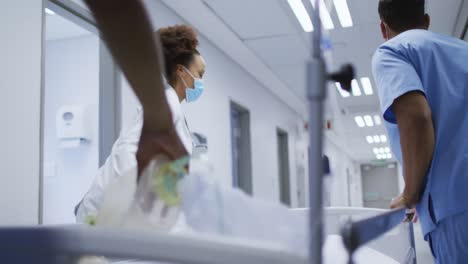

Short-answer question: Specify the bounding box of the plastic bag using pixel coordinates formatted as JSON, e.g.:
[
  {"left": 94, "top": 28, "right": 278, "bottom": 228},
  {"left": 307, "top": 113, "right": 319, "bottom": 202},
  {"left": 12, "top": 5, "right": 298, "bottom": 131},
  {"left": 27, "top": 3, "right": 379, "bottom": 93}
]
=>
[
  {"left": 179, "top": 158, "right": 309, "bottom": 256},
  {"left": 122, "top": 156, "right": 189, "bottom": 231},
  {"left": 96, "top": 156, "right": 189, "bottom": 232}
]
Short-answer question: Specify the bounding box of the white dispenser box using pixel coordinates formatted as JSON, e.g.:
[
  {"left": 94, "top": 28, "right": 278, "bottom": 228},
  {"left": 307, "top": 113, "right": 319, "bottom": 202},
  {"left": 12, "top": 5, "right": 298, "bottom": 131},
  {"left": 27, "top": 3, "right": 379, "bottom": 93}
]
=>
[{"left": 56, "top": 104, "right": 92, "bottom": 148}]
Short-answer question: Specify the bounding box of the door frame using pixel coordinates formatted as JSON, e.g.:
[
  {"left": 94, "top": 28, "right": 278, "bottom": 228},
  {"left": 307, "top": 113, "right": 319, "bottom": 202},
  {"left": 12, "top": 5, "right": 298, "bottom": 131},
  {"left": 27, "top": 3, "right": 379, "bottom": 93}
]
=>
[{"left": 40, "top": 0, "right": 120, "bottom": 223}]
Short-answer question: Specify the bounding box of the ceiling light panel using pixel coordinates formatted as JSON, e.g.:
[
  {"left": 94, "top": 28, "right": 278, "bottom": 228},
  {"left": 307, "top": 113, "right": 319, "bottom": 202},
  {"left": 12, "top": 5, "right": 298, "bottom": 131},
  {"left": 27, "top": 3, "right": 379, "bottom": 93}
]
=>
[
  {"left": 360, "top": 77, "right": 374, "bottom": 95},
  {"left": 373, "top": 135, "right": 381, "bottom": 143},
  {"left": 367, "top": 134, "right": 389, "bottom": 144},
  {"left": 340, "top": 77, "right": 374, "bottom": 97},
  {"left": 374, "top": 115, "right": 382, "bottom": 125},
  {"left": 289, "top": 0, "right": 354, "bottom": 32},
  {"left": 363, "top": 115, "right": 374, "bottom": 127},
  {"left": 336, "top": 82, "right": 350, "bottom": 98},
  {"left": 287, "top": 0, "right": 314, "bottom": 32},
  {"left": 333, "top": 0, "right": 353, "bottom": 27},
  {"left": 310, "top": 0, "right": 335, "bottom": 30},
  {"left": 45, "top": 8, "right": 55, "bottom": 15},
  {"left": 351, "top": 79, "right": 362, "bottom": 96},
  {"left": 355, "top": 116, "right": 365, "bottom": 127}
]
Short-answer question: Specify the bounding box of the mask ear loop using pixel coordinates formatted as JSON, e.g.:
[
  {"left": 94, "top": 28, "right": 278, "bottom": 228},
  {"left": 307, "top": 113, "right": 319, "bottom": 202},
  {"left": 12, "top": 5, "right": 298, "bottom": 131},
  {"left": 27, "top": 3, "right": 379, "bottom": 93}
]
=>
[
  {"left": 177, "top": 65, "right": 192, "bottom": 90},
  {"left": 179, "top": 74, "right": 190, "bottom": 88},
  {"left": 183, "top": 66, "right": 201, "bottom": 81}
]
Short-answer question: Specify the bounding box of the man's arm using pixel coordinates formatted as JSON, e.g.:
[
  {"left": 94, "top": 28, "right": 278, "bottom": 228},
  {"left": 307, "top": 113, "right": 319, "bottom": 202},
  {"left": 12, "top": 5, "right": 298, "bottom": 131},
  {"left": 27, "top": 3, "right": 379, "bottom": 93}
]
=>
[
  {"left": 392, "top": 91, "right": 435, "bottom": 207},
  {"left": 84, "top": 0, "right": 171, "bottom": 132}
]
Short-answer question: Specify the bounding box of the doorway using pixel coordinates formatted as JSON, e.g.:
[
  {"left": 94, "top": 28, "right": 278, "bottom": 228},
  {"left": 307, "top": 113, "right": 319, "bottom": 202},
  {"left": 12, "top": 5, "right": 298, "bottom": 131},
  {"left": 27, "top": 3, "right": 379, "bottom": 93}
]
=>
[
  {"left": 230, "top": 102, "right": 253, "bottom": 195},
  {"left": 361, "top": 163, "right": 399, "bottom": 209},
  {"left": 277, "top": 129, "right": 291, "bottom": 206},
  {"left": 41, "top": 1, "right": 118, "bottom": 224}
]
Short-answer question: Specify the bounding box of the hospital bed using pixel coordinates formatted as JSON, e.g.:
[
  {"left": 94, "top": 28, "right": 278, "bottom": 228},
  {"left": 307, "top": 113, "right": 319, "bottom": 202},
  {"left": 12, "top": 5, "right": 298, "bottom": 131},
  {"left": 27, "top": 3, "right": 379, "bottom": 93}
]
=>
[
  {"left": 0, "top": 1, "right": 415, "bottom": 263},
  {"left": 0, "top": 207, "right": 416, "bottom": 264}
]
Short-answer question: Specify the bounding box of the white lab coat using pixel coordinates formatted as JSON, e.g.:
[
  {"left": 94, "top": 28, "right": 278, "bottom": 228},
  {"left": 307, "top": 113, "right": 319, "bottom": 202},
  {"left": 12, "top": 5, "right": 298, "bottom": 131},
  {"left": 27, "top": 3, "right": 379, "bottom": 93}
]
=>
[{"left": 76, "top": 87, "right": 193, "bottom": 223}]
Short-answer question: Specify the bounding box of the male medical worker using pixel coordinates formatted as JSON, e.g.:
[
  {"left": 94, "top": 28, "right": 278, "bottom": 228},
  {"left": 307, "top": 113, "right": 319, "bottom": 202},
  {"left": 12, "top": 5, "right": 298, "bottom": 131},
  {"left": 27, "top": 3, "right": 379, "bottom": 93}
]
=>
[{"left": 372, "top": 0, "right": 468, "bottom": 263}]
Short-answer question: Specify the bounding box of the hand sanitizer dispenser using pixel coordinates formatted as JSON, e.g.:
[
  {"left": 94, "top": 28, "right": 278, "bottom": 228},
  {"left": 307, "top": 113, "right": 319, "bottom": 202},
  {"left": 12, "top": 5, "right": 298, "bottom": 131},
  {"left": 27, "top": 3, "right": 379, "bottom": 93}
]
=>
[{"left": 56, "top": 105, "right": 92, "bottom": 148}]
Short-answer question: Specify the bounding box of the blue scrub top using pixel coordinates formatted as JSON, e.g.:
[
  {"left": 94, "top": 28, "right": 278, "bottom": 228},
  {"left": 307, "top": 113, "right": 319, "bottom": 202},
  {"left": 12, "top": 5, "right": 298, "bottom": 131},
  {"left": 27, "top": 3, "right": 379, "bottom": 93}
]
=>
[{"left": 372, "top": 29, "right": 468, "bottom": 238}]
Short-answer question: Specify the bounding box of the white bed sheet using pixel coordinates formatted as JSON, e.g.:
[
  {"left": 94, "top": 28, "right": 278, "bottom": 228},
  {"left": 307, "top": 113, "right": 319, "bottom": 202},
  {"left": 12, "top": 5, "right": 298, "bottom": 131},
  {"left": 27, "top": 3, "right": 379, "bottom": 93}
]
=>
[
  {"left": 80, "top": 233, "right": 399, "bottom": 264},
  {"left": 323, "top": 235, "right": 399, "bottom": 264}
]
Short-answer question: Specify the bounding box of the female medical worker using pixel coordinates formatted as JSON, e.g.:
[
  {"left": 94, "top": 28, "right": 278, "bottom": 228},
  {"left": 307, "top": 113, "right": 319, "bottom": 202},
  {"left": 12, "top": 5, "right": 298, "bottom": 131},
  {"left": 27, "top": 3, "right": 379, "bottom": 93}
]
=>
[{"left": 75, "top": 25, "right": 206, "bottom": 222}]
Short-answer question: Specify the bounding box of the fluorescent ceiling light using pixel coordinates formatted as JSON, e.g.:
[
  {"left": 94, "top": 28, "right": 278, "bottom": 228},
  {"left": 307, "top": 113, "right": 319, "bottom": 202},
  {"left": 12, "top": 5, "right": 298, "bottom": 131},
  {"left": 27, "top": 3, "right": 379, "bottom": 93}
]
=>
[
  {"left": 335, "top": 82, "right": 350, "bottom": 98},
  {"left": 45, "top": 8, "right": 55, "bottom": 15},
  {"left": 366, "top": 136, "right": 374, "bottom": 144},
  {"left": 363, "top": 115, "right": 374, "bottom": 127},
  {"left": 310, "top": 0, "right": 335, "bottom": 30},
  {"left": 384, "top": 147, "right": 391, "bottom": 153},
  {"left": 373, "top": 135, "right": 381, "bottom": 143},
  {"left": 374, "top": 115, "right": 382, "bottom": 125},
  {"left": 376, "top": 154, "right": 383, "bottom": 160},
  {"left": 333, "top": 0, "right": 353, "bottom": 27},
  {"left": 355, "top": 116, "right": 365, "bottom": 128},
  {"left": 387, "top": 153, "right": 393, "bottom": 159},
  {"left": 360, "top": 77, "right": 374, "bottom": 95},
  {"left": 380, "top": 135, "right": 388, "bottom": 143},
  {"left": 373, "top": 148, "right": 379, "bottom": 155},
  {"left": 287, "top": 0, "right": 314, "bottom": 32},
  {"left": 379, "top": 148, "right": 385, "bottom": 154},
  {"left": 351, "top": 79, "right": 362, "bottom": 96}
]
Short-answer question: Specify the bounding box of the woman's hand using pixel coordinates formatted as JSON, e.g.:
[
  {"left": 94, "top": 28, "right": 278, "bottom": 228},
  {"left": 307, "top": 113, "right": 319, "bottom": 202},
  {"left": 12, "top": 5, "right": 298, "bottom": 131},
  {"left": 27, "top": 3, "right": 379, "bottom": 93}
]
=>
[{"left": 136, "top": 126, "right": 188, "bottom": 180}]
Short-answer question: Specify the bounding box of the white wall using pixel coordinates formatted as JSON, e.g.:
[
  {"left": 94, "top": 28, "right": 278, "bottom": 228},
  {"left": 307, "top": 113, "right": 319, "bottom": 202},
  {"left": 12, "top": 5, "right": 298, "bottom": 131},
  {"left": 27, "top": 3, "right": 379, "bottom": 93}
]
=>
[
  {"left": 42, "top": 35, "right": 99, "bottom": 224},
  {"left": 324, "top": 137, "right": 363, "bottom": 207},
  {"left": 0, "top": 1, "right": 43, "bottom": 225},
  {"left": 182, "top": 36, "right": 301, "bottom": 203}
]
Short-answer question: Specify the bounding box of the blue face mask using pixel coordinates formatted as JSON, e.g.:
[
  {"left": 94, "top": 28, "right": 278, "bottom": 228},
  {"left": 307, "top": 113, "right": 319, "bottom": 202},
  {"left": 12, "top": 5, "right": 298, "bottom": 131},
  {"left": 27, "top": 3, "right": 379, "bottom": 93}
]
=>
[{"left": 181, "top": 67, "right": 204, "bottom": 103}]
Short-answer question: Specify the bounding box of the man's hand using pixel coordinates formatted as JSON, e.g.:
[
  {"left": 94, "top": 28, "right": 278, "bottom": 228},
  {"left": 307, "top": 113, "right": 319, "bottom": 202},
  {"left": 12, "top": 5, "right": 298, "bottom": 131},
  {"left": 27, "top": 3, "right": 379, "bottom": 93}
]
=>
[
  {"left": 390, "top": 193, "right": 408, "bottom": 209},
  {"left": 390, "top": 193, "right": 418, "bottom": 223},
  {"left": 136, "top": 126, "right": 188, "bottom": 180}
]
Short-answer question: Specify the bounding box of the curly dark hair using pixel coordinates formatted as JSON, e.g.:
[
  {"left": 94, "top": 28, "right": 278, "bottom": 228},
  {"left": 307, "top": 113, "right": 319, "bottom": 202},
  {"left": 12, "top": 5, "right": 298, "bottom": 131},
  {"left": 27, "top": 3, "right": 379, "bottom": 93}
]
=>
[{"left": 156, "top": 25, "right": 200, "bottom": 84}]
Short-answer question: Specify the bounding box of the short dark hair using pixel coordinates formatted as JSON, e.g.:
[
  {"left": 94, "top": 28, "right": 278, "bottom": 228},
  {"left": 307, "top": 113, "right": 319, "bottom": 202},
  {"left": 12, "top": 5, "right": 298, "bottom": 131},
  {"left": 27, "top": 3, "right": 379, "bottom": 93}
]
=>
[{"left": 378, "top": 0, "right": 426, "bottom": 32}]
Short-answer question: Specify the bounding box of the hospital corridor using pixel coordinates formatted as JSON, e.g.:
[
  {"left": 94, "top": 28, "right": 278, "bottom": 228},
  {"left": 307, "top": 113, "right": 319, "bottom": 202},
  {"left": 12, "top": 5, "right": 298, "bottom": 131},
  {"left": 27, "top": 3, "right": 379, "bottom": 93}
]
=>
[{"left": 1, "top": 0, "right": 468, "bottom": 263}]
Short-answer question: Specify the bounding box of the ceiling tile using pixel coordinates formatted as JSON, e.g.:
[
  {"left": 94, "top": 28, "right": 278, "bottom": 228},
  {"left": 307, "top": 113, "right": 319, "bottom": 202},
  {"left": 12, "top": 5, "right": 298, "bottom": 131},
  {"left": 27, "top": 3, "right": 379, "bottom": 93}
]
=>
[
  {"left": 245, "top": 35, "right": 309, "bottom": 66},
  {"left": 203, "top": 0, "right": 300, "bottom": 39}
]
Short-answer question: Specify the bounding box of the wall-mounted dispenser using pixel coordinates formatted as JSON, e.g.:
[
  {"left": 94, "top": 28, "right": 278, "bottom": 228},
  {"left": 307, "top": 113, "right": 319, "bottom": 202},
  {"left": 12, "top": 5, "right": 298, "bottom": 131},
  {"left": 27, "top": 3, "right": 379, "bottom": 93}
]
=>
[{"left": 56, "top": 104, "right": 92, "bottom": 148}]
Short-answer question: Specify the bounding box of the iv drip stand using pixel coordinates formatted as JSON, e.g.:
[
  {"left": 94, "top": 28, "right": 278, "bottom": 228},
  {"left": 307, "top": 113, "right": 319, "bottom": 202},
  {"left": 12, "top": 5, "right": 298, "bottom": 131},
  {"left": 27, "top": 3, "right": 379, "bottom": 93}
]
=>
[{"left": 303, "top": 1, "right": 354, "bottom": 263}]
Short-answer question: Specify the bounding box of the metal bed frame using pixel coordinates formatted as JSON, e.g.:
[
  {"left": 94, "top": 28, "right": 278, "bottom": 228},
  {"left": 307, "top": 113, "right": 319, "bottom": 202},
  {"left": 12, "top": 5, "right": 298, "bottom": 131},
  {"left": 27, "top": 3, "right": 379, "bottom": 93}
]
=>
[
  {"left": 0, "top": 225, "right": 307, "bottom": 264},
  {"left": 0, "top": 208, "right": 416, "bottom": 264}
]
